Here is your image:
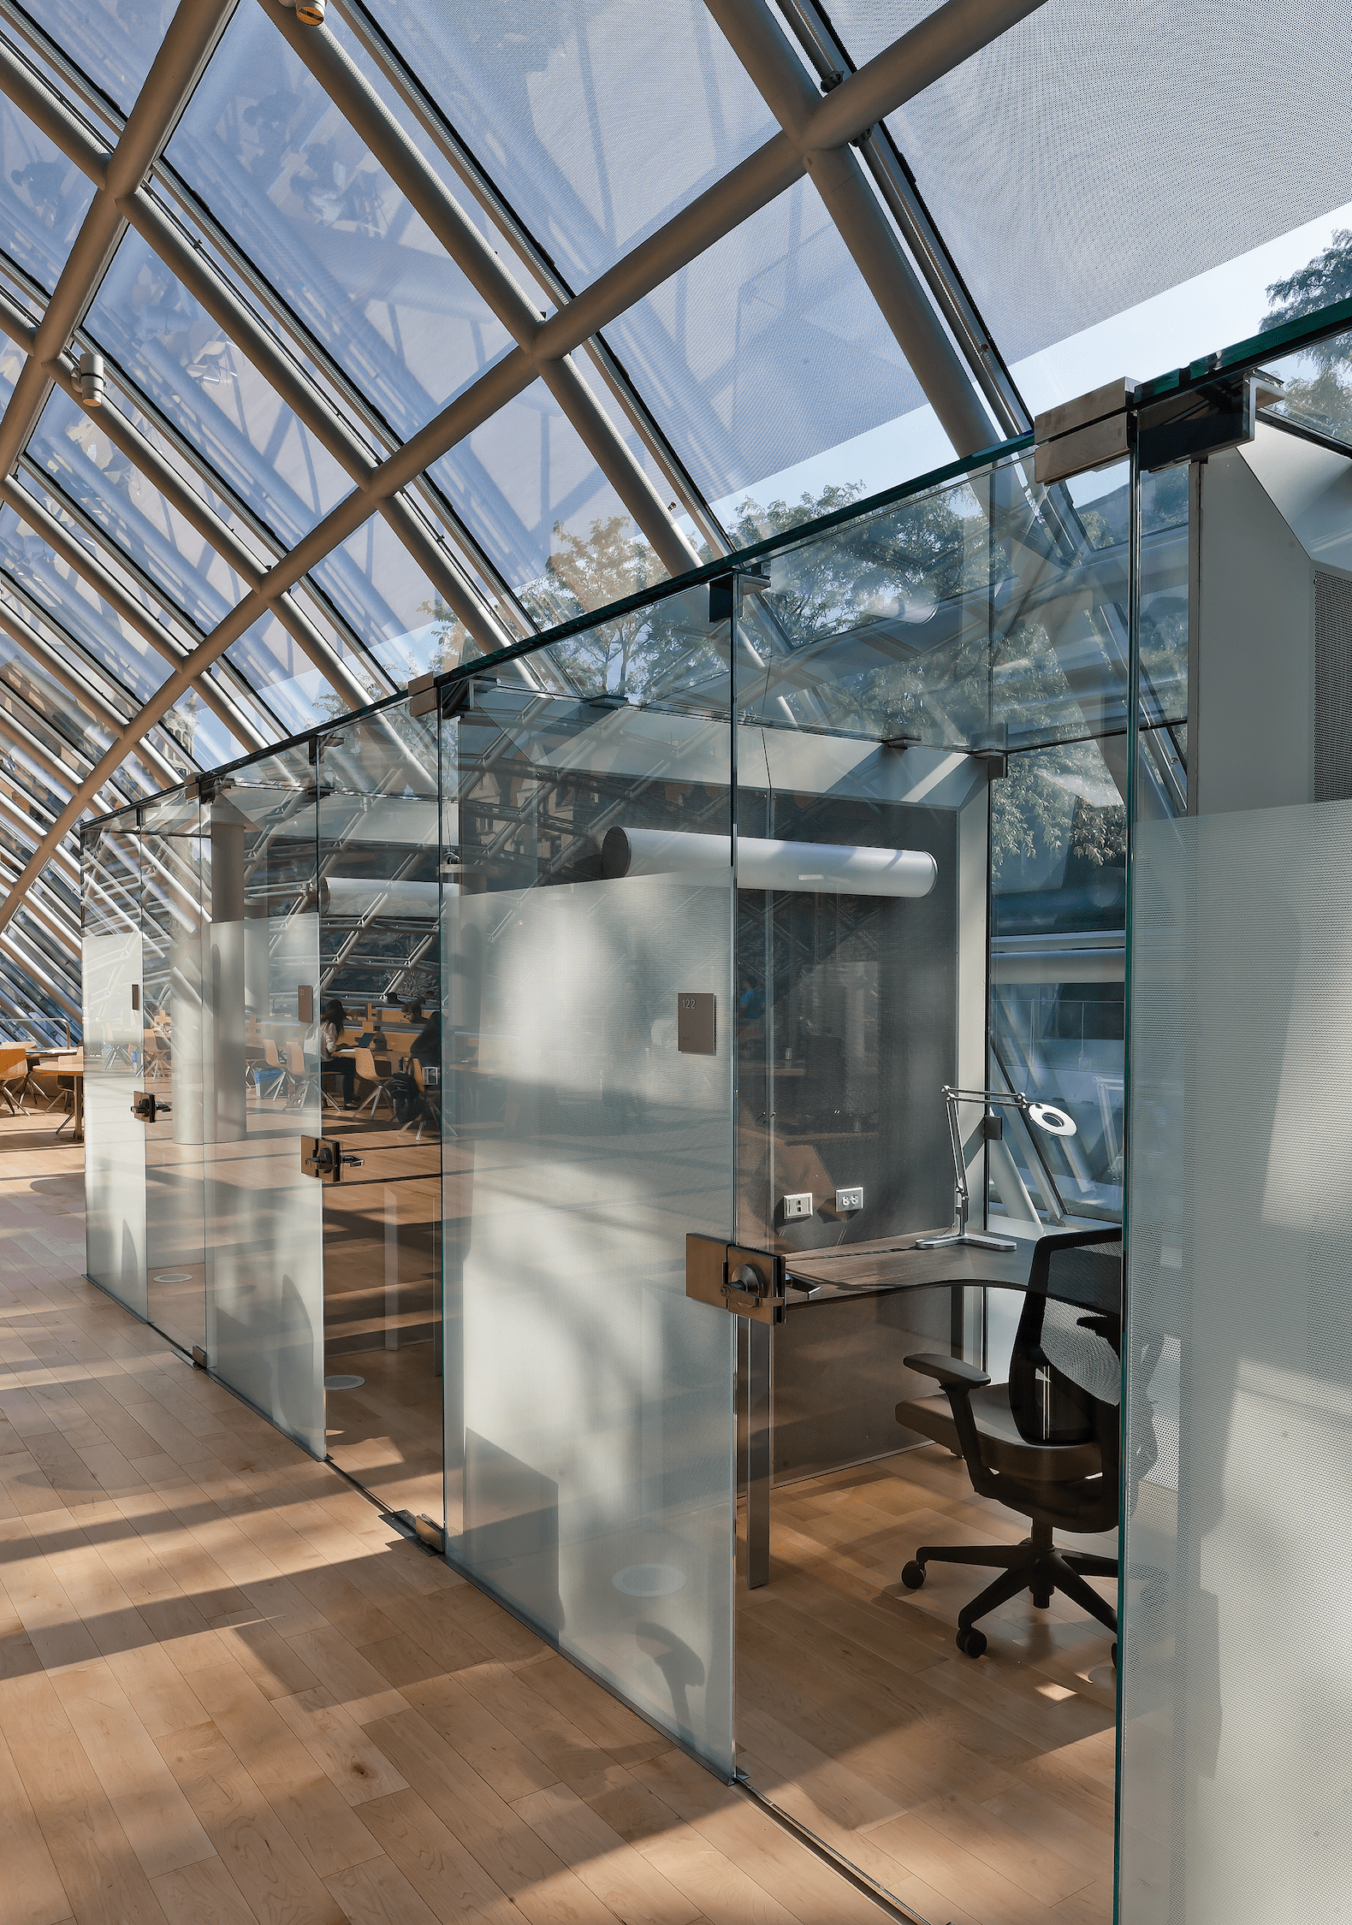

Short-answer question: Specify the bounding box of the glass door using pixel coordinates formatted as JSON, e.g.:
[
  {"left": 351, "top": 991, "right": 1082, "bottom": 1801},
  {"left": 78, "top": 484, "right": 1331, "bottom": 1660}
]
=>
[
  {"left": 315, "top": 709, "right": 443, "bottom": 1523},
  {"left": 202, "top": 749, "right": 324, "bottom": 1455},
  {"left": 139, "top": 794, "right": 207, "bottom": 1356},
  {"left": 441, "top": 599, "right": 740, "bottom": 1775},
  {"left": 83, "top": 817, "right": 146, "bottom": 1311}
]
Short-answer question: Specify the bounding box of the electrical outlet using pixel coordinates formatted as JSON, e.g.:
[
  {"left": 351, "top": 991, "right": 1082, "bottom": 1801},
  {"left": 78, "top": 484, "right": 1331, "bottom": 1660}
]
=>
[
  {"left": 781, "top": 1191, "right": 813, "bottom": 1221},
  {"left": 835, "top": 1186, "right": 864, "bottom": 1212}
]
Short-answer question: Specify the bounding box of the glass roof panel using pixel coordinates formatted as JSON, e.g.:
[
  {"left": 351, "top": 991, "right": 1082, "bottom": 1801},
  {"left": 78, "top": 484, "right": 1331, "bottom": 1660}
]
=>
[
  {"left": 99, "top": 379, "right": 278, "bottom": 571},
  {"left": 0, "top": 498, "right": 241, "bottom": 767},
  {"left": 603, "top": 174, "right": 946, "bottom": 521},
  {"left": 305, "top": 510, "right": 456, "bottom": 682},
  {"left": 428, "top": 374, "right": 670, "bottom": 625},
  {"left": 0, "top": 490, "right": 182, "bottom": 688},
  {"left": 85, "top": 225, "right": 354, "bottom": 539},
  {"left": 827, "top": 1, "right": 1352, "bottom": 409},
  {"left": 0, "top": 90, "right": 98, "bottom": 291},
  {"left": 163, "top": 3, "right": 518, "bottom": 444},
  {"left": 29, "top": 0, "right": 178, "bottom": 114},
  {"left": 225, "top": 606, "right": 362, "bottom": 738},
  {"left": 28, "top": 386, "right": 258, "bottom": 639},
  {"left": 360, "top": 0, "right": 779, "bottom": 288}
]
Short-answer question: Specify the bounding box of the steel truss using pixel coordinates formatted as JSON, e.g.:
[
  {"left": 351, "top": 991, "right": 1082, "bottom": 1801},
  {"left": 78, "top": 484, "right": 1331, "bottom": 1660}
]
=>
[{"left": 0, "top": 0, "right": 1048, "bottom": 997}]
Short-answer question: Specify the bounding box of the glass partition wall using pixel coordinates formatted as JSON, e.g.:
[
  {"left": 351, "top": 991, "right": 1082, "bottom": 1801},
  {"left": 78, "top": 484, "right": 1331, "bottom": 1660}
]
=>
[
  {"left": 1120, "top": 355, "right": 1352, "bottom": 1919},
  {"left": 79, "top": 393, "right": 1238, "bottom": 1923}
]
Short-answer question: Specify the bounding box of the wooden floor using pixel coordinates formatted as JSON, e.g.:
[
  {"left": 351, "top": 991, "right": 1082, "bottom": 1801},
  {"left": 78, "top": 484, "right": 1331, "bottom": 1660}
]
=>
[
  {"left": 738, "top": 1452, "right": 1118, "bottom": 1925},
  {"left": 0, "top": 1111, "right": 893, "bottom": 1925}
]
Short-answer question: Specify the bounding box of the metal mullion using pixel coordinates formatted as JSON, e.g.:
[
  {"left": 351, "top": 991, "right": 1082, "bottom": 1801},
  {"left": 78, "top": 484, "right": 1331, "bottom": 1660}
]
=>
[
  {"left": 0, "top": 860, "right": 79, "bottom": 962},
  {"left": 0, "top": 567, "right": 179, "bottom": 721},
  {"left": 0, "top": 9, "right": 405, "bottom": 706},
  {"left": 1, "top": 472, "right": 271, "bottom": 749},
  {"left": 401, "top": 475, "right": 536, "bottom": 638},
  {"left": 13, "top": 902, "right": 80, "bottom": 972},
  {"left": 0, "top": 777, "right": 71, "bottom": 854},
  {"left": 57, "top": 346, "right": 395, "bottom": 700},
  {"left": 3, "top": 919, "right": 79, "bottom": 993},
  {"left": 0, "top": 925, "right": 80, "bottom": 1017},
  {"left": 775, "top": 0, "right": 1029, "bottom": 437},
  {"left": 145, "top": 167, "right": 535, "bottom": 627},
  {"left": 266, "top": 10, "right": 703, "bottom": 580},
  {"left": 0, "top": 280, "right": 35, "bottom": 354},
  {"left": 0, "top": 0, "right": 123, "bottom": 137},
  {"left": 90, "top": 356, "right": 290, "bottom": 563},
  {"left": 0, "top": 843, "right": 80, "bottom": 927},
  {"left": 0, "top": 0, "right": 241, "bottom": 481},
  {"left": 0, "top": 0, "right": 1052, "bottom": 949},
  {"left": 0, "top": 701, "right": 93, "bottom": 797},
  {"left": 18, "top": 457, "right": 318, "bottom": 737},
  {"left": 333, "top": 0, "right": 731, "bottom": 558},
  {"left": 704, "top": 0, "right": 998, "bottom": 457},
  {"left": 148, "top": 167, "right": 390, "bottom": 457},
  {"left": 0, "top": 673, "right": 105, "bottom": 772},
  {"left": 0, "top": 597, "right": 182, "bottom": 787},
  {"left": 124, "top": 185, "right": 511, "bottom": 660},
  {"left": 0, "top": 2, "right": 278, "bottom": 743},
  {"left": 17, "top": 453, "right": 221, "bottom": 646}
]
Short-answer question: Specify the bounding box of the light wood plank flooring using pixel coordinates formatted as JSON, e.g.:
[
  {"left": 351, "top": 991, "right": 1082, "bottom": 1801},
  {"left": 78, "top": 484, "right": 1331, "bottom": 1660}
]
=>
[
  {"left": 0, "top": 1112, "right": 891, "bottom": 1925},
  {"left": 737, "top": 1451, "right": 1118, "bottom": 1925}
]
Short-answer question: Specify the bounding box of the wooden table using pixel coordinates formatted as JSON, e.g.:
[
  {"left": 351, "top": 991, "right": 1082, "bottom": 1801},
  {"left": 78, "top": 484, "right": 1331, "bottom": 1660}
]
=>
[
  {"left": 33, "top": 1051, "right": 85, "bottom": 1142},
  {"left": 739, "top": 1227, "right": 1122, "bottom": 1587}
]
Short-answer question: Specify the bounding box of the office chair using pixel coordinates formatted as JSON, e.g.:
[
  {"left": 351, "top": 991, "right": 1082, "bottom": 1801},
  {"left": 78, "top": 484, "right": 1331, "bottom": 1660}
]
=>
[{"left": 895, "top": 1228, "right": 1122, "bottom": 1659}]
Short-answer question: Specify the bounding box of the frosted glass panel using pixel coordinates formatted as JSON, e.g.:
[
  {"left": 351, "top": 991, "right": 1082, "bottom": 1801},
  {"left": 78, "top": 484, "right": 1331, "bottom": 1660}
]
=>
[
  {"left": 443, "top": 676, "right": 736, "bottom": 1770},
  {"left": 203, "top": 763, "right": 323, "bottom": 1456},
  {"left": 1122, "top": 802, "right": 1352, "bottom": 1920},
  {"left": 141, "top": 809, "right": 207, "bottom": 1354},
  {"left": 83, "top": 924, "right": 145, "bottom": 1312},
  {"left": 448, "top": 874, "right": 734, "bottom": 1766},
  {"left": 206, "top": 908, "right": 323, "bottom": 1453}
]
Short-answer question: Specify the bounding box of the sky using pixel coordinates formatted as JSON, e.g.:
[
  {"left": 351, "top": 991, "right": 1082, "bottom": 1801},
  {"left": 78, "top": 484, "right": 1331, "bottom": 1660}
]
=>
[{"left": 705, "top": 197, "right": 1352, "bottom": 527}]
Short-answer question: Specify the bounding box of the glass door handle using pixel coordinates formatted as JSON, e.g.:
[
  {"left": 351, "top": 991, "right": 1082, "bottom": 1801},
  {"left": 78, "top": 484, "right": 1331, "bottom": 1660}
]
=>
[
  {"left": 686, "top": 1235, "right": 786, "bottom": 1325},
  {"left": 301, "top": 1137, "right": 363, "bottom": 1181}
]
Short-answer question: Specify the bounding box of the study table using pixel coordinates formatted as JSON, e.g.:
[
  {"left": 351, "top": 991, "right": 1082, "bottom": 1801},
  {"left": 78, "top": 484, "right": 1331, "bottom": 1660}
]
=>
[{"left": 740, "top": 1226, "right": 1121, "bottom": 1586}]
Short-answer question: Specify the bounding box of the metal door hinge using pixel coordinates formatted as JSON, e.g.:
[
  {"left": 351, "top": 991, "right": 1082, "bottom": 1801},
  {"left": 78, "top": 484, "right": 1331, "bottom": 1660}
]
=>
[{"left": 686, "top": 1234, "right": 786, "bottom": 1325}]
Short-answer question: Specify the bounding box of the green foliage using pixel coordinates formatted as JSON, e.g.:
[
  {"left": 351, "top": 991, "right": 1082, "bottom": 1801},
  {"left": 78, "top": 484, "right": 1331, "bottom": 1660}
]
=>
[
  {"left": 1261, "top": 231, "right": 1352, "bottom": 440},
  {"left": 990, "top": 740, "right": 1124, "bottom": 884}
]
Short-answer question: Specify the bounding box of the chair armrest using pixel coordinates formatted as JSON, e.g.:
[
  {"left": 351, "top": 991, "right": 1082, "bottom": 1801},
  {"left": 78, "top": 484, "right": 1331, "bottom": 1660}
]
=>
[{"left": 904, "top": 1353, "right": 991, "bottom": 1392}]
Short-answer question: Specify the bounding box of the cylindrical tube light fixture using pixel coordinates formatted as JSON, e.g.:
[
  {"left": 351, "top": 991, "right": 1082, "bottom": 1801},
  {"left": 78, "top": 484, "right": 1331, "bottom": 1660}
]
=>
[
  {"left": 319, "top": 877, "right": 439, "bottom": 917},
  {"left": 603, "top": 827, "right": 936, "bottom": 898},
  {"left": 77, "top": 351, "right": 105, "bottom": 408}
]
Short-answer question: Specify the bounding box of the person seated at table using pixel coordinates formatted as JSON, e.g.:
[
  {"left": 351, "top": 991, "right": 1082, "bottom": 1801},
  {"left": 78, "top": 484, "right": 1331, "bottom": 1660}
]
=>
[
  {"left": 391, "top": 1012, "right": 440, "bottom": 1125},
  {"left": 320, "top": 998, "right": 356, "bottom": 1108}
]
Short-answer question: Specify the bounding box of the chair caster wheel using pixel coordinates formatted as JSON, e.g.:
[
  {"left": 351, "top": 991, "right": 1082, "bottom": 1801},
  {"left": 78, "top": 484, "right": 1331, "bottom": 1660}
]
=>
[
  {"left": 901, "top": 1561, "right": 926, "bottom": 1590},
  {"left": 956, "top": 1626, "right": 987, "bottom": 1658}
]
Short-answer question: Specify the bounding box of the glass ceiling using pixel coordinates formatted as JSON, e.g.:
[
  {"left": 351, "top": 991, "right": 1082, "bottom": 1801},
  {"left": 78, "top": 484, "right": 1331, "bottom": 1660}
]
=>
[{"left": 0, "top": 0, "right": 1350, "bottom": 1038}]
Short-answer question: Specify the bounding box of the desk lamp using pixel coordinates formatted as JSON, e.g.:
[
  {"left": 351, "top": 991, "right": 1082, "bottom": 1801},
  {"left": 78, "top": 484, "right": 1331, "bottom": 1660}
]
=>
[{"left": 916, "top": 1086, "right": 1076, "bottom": 1253}]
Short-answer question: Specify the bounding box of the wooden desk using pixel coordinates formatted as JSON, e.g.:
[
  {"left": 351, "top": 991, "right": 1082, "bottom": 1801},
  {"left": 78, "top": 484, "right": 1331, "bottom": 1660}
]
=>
[
  {"left": 742, "top": 1227, "right": 1121, "bottom": 1586},
  {"left": 783, "top": 1229, "right": 1119, "bottom": 1314}
]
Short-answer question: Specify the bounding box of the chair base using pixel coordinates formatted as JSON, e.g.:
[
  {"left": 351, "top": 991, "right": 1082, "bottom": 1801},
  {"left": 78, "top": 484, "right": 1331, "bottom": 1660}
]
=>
[{"left": 902, "top": 1518, "right": 1117, "bottom": 1656}]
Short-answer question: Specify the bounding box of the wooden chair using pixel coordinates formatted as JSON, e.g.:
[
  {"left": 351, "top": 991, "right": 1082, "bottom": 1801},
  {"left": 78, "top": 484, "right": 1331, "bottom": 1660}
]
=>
[
  {"left": 353, "top": 1045, "right": 395, "bottom": 1119},
  {"left": 281, "top": 1039, "right": 316, "bottom": 1108},
  {"left": 408, "top": 1057, "right": 441, "bottom": 1142},
  {"left": 0, "top": 1043, "right": 28, "bottom": 1114},
  {"left": 252, "top": 1037, "right": 286, "bottom": 1098}
]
